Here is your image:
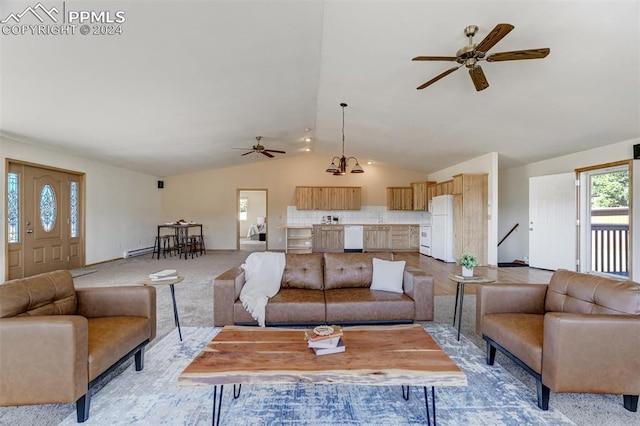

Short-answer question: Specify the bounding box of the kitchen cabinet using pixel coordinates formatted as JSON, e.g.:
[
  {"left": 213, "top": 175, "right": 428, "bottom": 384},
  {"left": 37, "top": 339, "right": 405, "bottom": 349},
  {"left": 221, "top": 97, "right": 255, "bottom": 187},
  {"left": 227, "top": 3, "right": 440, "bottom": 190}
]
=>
[
  {"left": 409, "top": 225, "right": 419, "bottom": 250},
  {"left": 285, "top": 226, "right": 313, "bottom": 254},
  {"left": 312, "top": 225, "right": 344, "bottom": 252},
  {"left": 390, "top": 225, "right": 420, "bottom": 251},
  {"left": 426, "top": 183, "right": 437, "bottom": 207},
  {"left": 386, "top": 187, "right": 413, "bottom": 210},
  {"left": 411, "top": 181, "right": 436, "bottom": 211},
  {"left": 391, "top": 225, "right": 411, "bottom": 250},
  {"left": 452, "top": 174, "right": 463, "bottom": 195},
  {"left": 295, "top": 187, "right": 361, "bottom": 210},
  {"left": 313, "top": 187, "right": 331, "bottom": 210},
  {"left": 295, "top": 187, "right": 315, "bottom": 210},
  {"left": 435, "top": 180, "right": 453, "bottom": 196},
  {"left": 363, "top": 225, "right": 391, "bottom": 251},
  {"left": 330, "top": 187, "right": 361, "bottom": 210},
  {"left": 452, "top": 174, "right": 488, "bottom": 264},
  {"left": 363, "top": 225, "right": 419, "bottom": 252}
]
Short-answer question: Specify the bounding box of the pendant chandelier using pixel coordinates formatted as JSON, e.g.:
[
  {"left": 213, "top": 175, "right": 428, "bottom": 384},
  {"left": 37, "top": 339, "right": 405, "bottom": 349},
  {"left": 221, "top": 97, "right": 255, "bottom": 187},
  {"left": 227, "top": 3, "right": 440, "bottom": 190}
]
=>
[{"left": 325, "top": 103, "right": 364, "bottom": 175}]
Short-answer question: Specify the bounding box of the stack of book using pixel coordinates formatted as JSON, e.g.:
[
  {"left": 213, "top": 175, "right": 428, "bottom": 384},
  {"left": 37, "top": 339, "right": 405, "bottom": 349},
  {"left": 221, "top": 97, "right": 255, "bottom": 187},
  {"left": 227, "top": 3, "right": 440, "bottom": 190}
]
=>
[
  {"left": 453, "top": 274, "right": 484, "bottom": 281},
  {"left": 305, "top": 326, "right": 345, "bottom": 356},
  {"left": 149, "top": 269, "right": 178, "bottom": 281}
]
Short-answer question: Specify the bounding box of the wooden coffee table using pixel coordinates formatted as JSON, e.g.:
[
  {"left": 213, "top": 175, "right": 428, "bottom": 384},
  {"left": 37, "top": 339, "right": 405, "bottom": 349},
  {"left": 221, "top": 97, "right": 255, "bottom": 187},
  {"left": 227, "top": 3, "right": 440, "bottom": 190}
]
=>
[{"left": 178, "top": 324, "right": 466, "bottom": 425}]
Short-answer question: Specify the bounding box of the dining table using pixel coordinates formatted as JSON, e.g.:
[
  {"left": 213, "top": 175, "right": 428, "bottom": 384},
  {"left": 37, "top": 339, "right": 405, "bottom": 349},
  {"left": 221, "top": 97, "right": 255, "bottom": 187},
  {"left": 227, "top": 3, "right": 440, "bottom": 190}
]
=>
[{"left": 156, "top": 223, "right": 203, "bottom": 259}]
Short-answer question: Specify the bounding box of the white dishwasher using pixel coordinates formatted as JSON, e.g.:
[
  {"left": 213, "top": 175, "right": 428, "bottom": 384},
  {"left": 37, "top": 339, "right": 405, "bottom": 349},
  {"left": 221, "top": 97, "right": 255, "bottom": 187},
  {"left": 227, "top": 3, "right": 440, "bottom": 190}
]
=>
[{"left": 343, "top": 225, "right": 364, "bottom": 252}]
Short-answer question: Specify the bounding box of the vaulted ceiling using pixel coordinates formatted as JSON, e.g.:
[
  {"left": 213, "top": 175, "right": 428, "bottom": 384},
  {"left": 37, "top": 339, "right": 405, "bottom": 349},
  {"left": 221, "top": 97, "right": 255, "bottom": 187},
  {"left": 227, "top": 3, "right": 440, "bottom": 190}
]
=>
[{"left": 1, "top": 0, "right": 638, "bottom": 176}]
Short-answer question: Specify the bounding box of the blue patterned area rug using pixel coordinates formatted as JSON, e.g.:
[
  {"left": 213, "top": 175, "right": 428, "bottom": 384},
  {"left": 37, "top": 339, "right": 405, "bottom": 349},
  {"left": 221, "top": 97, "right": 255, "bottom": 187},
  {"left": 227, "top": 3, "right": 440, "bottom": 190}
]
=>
[{"left": 58, "top": 324, "right": 573, "bottom": 425}]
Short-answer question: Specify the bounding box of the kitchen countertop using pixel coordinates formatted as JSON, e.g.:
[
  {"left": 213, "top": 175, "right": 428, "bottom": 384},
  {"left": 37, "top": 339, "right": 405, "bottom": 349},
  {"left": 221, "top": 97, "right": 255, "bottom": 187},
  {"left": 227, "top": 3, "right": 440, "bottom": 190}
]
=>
[{"left": 285, "top": 223, "right": 422, "bottom": 226}]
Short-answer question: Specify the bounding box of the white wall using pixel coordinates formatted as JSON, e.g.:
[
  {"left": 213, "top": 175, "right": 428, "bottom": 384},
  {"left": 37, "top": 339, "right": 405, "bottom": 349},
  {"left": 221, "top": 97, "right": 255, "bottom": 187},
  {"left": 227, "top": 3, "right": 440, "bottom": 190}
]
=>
[
  {"left": 428, "top": 152, "right": 499, "bottom": 266},
  {"left": 0, "top": 136, "right": 161, "bottom": 278},
  {"left": 498, "top": 138, "right": 640, "bottom": 279}
]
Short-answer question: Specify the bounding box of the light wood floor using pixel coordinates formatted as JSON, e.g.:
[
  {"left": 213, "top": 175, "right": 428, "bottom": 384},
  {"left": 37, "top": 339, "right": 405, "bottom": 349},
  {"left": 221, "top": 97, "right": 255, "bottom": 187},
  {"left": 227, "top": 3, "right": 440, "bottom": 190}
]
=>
[{"left": 393, "top": 253, "right": 554, "bottom": 296}]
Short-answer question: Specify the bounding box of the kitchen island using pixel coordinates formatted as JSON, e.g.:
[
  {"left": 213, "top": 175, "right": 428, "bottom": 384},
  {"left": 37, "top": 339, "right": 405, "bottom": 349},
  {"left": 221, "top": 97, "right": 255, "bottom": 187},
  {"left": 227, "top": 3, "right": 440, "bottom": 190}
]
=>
[{"left": 283, "top": 224, "right": 420, "bottom": 253}]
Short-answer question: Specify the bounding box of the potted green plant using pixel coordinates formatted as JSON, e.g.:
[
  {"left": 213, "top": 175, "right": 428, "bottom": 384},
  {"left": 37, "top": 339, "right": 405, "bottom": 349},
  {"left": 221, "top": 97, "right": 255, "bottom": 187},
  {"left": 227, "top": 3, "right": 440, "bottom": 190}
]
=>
[{"left": 457, "top": 253, "right": 479, "bottom": 277}]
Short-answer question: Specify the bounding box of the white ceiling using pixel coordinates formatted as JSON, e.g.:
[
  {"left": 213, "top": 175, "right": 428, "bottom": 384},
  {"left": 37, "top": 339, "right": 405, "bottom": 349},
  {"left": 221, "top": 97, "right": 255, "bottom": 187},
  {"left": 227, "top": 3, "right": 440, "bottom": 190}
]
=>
[{"left": 1, "top": 0, "right": 639, "bottom": 177}]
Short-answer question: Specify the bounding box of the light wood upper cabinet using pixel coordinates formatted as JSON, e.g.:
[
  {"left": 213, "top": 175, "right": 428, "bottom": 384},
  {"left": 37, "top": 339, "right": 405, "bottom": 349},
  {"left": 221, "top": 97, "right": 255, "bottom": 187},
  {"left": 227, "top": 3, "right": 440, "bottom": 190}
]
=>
[
  {"left": 330, "top": 187, "right": 361, "bottom": 210},
  {"left": 435, "top": 180, "right": 453, "bottom": 196},
  {"left": 452, "top": 174, "right": 488, "bottom": 265},
  {"left": 295, "top": 187, "right": 361, "bottom": 210},
  {"left": 452, "top": 174, "right": 463, "bottom": 195},
  {"left": 386, "top": 187, "right": 413, "bottom": 210},
  {"left": 426, "top": 183, "right": 437, "bottom": 206},
  {"left": 411, "top": 181, "right": 436, "bottom": 210},
  {"left": 313, "top": 187, "right": 331, "bottom": 210},
  {"left": 295, "top": 187, "right": 315, "bottom": 210}
]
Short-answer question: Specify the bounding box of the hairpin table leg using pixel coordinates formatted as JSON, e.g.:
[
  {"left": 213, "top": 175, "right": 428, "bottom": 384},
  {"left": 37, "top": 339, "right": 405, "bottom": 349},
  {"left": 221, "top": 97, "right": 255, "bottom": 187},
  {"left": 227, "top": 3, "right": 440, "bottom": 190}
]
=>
[
  {"left": 212, "top": 385, "right": 224, "bottom": 426},
  {"left": 402, "top": 385, "right": 410, "bottom": 401},
  {"left": 423, "top": 386, "right": 436, "bottom": 426}
]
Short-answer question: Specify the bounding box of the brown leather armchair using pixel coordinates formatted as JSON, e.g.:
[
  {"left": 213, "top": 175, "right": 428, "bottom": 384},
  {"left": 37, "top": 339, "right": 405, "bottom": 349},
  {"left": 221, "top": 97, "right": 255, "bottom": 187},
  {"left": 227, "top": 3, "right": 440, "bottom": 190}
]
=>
[
  {"left": 0, "top": 270, "right": 156, "bottom": 422},
  {"left": 476, "top": 269, "right": 640, "bottom": 412}
]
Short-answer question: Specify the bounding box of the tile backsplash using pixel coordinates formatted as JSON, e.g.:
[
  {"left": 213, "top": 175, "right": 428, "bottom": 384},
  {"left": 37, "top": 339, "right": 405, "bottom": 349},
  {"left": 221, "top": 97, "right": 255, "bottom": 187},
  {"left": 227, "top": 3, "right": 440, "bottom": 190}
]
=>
[{"left": 286, "top": 206, "right": 431, "bottom": 225}]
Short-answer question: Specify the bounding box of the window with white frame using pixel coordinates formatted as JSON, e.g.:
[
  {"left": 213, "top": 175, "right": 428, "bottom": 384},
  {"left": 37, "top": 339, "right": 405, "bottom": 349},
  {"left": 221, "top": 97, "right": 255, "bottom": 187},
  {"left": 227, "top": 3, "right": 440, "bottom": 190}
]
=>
[{"left": 239, "top": 197, "right": 248, "bottom": 221}]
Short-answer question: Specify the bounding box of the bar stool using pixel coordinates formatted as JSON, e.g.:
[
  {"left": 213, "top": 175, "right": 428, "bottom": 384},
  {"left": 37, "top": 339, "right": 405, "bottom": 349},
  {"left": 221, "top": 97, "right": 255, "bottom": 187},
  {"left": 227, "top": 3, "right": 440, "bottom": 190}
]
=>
[
  {"left": 174, "top": 227, "right": 189, "bottom": 259},
  {"left": 152, "top": 236, "right": 162, "bottom": 259},
  {"left": 161, "top": 234, "right": 176, "bottom": 258},
  {"left": 188, "top": 235, "right": 199, "bottom": 258},
  {"left": 192, "top": 234, "right": 206, "bottom": 255}
]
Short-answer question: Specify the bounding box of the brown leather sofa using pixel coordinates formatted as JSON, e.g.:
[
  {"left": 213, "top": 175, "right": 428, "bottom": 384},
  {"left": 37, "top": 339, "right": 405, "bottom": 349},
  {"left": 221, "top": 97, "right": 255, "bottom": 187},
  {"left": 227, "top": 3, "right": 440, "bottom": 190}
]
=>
[
  {"left": 214, "top": 252, "right": 433, "bottom": 326},
  {"left": 476, "top": 269, "right": 640, "bottom": 412},
  {"left": 0, "top": 270, "right": 156, "bottom": 423}
]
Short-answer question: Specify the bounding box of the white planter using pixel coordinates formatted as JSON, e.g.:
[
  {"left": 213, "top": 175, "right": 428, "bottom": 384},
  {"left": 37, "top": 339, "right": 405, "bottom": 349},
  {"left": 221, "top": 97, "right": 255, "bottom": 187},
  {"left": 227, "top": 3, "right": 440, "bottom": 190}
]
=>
[{"left": 462, "top": 266, "right": 474, "bottom": 277}]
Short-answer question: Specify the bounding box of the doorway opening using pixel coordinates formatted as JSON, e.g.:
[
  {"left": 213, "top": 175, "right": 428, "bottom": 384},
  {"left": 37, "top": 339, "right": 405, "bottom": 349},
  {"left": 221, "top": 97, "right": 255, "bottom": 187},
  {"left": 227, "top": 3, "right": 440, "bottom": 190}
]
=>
[
  {"left": 577, "top": 161, "right": 631, "bottom": 278},
  {"left": 237, "top": 189, "right": 267, "bottom": 252}
]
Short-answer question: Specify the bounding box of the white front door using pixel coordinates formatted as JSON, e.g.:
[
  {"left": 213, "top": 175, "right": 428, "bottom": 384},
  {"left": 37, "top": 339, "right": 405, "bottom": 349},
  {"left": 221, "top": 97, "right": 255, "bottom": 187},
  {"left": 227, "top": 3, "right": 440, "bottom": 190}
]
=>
[{"left": 529, "top": 173, "right": 576, "bottom": 271}]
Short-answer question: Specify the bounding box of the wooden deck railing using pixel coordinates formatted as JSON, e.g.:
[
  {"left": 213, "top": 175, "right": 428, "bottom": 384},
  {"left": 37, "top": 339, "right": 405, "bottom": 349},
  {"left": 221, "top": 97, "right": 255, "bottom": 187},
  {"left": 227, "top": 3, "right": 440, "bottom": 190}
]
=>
[{"left": 591, "top": 224, "right": 629, "bottom": 276}]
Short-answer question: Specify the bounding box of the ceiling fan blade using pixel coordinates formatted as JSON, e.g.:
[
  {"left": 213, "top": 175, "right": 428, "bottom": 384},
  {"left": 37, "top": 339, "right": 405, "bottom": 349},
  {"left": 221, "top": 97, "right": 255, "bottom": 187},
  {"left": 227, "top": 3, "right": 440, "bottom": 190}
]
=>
[
  {"left": 475, "top": 23, "right": 514, "bottom": 54},
  {"left": 261, "top": 151, "right": 274, "bottom": 158},
  {"left": 486, "top": 48, "right": 550, "bottom": 62},
  {"left": 416, "top": 66, "right": 460, "bottom": 90},
  {"left": 232, "top": 147, "right": 252, "bottom": 150},
  {"left": 469, "top": 66, "right": 489, "bottom": 91},
  {"left": 412, "top": 56, "right": 458, "bottom": 61},
  {"left": 265, "top": 149, "right": 286, "bottom": 154},
  {"left": 241, "top": 151, "right": 254, "bottom": 156}
]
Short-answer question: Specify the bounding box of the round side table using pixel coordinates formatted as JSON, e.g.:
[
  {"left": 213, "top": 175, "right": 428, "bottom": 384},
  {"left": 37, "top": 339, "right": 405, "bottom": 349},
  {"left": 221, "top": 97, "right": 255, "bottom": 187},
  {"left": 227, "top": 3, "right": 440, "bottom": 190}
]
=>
[
  {"left": 447, "top": 274, "right": 495, "bottom": 341},
  {"left": 139, "top": 275, "right": 185, "bottom": 341}
]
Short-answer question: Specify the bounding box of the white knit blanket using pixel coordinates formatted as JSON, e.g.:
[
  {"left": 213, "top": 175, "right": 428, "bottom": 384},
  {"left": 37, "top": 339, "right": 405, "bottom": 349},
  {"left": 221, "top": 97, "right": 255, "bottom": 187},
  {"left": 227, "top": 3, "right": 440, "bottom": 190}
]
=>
[{"left": 239, "top": 252, "right": 285, "bottom": 326}]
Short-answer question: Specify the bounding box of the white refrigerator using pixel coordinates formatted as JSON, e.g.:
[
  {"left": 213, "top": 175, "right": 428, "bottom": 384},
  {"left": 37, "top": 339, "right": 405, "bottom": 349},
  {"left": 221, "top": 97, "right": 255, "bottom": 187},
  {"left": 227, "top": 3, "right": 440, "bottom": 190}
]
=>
[{"left": 431, "top": 194, "right": 455, "bottom": 262}]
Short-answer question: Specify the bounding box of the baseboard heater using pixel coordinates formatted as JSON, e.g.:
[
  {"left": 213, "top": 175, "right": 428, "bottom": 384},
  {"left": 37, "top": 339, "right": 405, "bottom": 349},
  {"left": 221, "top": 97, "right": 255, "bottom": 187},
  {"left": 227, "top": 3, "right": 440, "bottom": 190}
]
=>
[{"left": 123, "top": 247, "right": 154, "bottom": 258}]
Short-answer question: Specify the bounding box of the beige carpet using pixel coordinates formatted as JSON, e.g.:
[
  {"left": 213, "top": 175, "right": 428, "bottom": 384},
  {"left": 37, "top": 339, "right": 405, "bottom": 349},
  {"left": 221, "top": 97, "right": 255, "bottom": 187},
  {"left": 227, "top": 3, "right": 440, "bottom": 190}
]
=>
[{"left": 0, "top": 251, "right": 637, "bottom": 426}]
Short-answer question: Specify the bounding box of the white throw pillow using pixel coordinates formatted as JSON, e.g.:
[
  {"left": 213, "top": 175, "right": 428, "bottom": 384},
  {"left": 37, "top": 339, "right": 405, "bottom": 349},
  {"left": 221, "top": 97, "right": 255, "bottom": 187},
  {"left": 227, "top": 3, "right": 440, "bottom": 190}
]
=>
[{"left": 370, "top": 258, "right": 406, "bottom": 293}]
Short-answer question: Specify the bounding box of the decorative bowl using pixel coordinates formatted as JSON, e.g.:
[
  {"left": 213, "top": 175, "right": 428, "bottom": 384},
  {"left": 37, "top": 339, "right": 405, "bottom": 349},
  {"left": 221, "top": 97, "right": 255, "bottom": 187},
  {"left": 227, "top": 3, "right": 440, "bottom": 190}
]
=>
[{"left": 313, "top": 325, "right": 334, "bottom": 336}]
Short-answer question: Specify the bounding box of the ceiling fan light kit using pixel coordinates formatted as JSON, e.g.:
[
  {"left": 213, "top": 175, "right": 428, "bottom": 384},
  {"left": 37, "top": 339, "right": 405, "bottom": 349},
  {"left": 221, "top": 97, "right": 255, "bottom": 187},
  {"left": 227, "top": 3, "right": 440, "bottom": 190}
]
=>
[
  {"left": 325, "top": 103, "right": 364, "bottom": 175},
  {"left": 412, "top": 23, "right": 550, "bottom": 91}
]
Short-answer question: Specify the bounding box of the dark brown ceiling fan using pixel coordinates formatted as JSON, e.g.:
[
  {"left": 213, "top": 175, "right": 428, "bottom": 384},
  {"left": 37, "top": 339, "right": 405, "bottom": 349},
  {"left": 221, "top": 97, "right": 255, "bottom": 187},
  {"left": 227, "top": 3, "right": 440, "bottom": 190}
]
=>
[
  {"left": 233, "top": 136, "right": 286, "bottom": 158},
  {"left": 412, "top": 23, "right": 550, "bottom": 91}
]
